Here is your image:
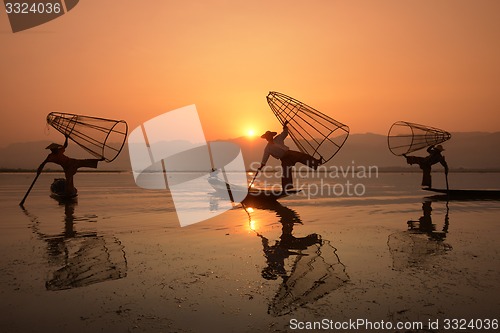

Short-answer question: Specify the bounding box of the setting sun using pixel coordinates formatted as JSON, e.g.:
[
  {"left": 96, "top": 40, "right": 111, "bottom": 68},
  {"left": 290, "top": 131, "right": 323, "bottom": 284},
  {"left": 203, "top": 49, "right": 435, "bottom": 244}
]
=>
[{"left": 247, "top": 129, "right": 256, "bottom": 137}]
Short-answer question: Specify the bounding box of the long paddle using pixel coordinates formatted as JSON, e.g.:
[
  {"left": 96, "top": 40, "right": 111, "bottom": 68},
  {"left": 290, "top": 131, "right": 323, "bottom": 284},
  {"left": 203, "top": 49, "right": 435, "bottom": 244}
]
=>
[
  {"left": 445, "top": 172, "right": 449, "bottom": 192},
  {"left": 19, "top": 170, "right": 42, "bottom": 207},
  {"left": 248, "top": 170, "right": 260, "bottom": 190}
]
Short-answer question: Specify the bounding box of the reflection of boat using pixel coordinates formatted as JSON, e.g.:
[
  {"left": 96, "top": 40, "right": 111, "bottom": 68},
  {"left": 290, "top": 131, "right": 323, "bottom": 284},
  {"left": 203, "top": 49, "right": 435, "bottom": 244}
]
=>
[
  {"left": 244, "top": 187, "right": 301, "bottom": 202},
  {"left": 50, "top": 178, "right": 78, "bottom": 202},
  {"left": 208, "top": 174, "right": 300, "bottom": 202},
  {"left": 424, "top": 188, "right": 500, "bottom": 200}
]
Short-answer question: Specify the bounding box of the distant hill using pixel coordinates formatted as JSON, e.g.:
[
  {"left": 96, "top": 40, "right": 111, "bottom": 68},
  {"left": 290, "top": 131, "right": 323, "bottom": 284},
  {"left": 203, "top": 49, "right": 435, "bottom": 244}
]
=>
[
  {"left": 0, "top": 141, "right": 132, "bottom": 171},
  {"left": 224, "top": 132, "right": 500, "bottom": 171},
  {"left": 328, "top": 132, "right": 500, "bottom": 170},
  {"left": 1, "top": 132, "right": 499, "bottom": 171}
]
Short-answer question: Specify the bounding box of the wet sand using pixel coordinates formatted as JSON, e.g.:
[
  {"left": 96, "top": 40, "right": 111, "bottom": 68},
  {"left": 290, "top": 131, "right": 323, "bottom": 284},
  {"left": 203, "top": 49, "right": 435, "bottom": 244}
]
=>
[{"left": 1, "top": 173, "right": 499, "bottom": 332}]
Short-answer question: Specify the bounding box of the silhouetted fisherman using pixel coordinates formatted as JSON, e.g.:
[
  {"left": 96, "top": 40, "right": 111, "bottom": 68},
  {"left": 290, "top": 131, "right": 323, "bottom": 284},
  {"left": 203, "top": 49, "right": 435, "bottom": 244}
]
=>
[
  {"left": 259, "top": 121, "right": 322, "bottom": 191},
  {"left": 404, "top": 145, "right": 448, "bottom": 188},
  {"left": 38, "top": 136, "right": 104, "bottom": 196}
]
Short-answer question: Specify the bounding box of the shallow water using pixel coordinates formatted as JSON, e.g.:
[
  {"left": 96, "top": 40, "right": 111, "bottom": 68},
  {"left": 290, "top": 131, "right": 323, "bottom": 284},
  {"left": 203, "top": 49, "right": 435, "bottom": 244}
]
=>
[{"left": 1, "top": 172, "right": 499, "bottom": 332}]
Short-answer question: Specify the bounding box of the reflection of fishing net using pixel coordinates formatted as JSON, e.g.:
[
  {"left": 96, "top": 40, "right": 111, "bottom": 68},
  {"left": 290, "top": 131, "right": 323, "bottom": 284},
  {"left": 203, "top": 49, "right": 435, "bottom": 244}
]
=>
[
  {"left": 47, "top": 112, "right": 128, "bottom": 162},
  {"left": 267, "top": 92, "right": 349, "bottom": 164},
  {"left": 269, "top": 240, "right": 349, "bottom": 316},
  {"left": 388, "top": 232, "right": 452, "bottom": 271},
  {"left": 388, "top": 121, "right": 451, "bottom": 156},
  {"left": 46, "top": 236, "right": 127, "bottom": 291}
]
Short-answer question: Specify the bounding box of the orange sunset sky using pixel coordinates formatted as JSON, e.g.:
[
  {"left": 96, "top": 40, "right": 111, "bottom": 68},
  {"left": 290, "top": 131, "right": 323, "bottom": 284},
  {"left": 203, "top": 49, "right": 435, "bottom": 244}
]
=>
[{"left": 1, "top": 0, "right": 499, "bottom": 148}]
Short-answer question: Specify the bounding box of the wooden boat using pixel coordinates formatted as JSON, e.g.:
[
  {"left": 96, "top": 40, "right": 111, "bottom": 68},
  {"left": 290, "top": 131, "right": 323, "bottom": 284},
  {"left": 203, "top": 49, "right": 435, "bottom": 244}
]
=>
[
  {"left": 50, "top": 178, "right": 78, "bottom": 202},
  {"left": 208, "top": 175, "right": 300, "bottom": 202},
  {"left": 424, "top": 188, "right": 500, "bottom": 200}
]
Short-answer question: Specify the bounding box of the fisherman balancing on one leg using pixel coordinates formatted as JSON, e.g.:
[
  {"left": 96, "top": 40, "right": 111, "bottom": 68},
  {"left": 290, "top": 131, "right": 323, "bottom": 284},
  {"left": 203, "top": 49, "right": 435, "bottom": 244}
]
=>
[
  {"left": 258, "top": 121, "right": 322, "bottom": 191},
  {"left": 38, "top": 136, "right": 104, "bottom": 196},
  {"left": 404, "top": 145, "right": 449, "bottom": 189}
]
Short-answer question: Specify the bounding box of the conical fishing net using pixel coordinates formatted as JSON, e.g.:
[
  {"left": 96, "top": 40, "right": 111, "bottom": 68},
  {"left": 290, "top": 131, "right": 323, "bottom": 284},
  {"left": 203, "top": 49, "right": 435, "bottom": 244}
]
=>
[
  {"left": 266, "top": 92, "right": 349, "bottom": 164},
  {"left": 388, "top": 121, "right": 451, "bottom": 156},
  {"left": 47, "top": 112, "right": 128, "bottom": 162}
]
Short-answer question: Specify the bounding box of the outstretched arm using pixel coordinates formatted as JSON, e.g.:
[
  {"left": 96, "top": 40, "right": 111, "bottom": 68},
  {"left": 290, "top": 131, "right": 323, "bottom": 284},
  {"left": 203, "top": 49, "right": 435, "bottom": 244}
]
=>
[{"left": 63, "top": 135, "right": 69, "bottom": 148}]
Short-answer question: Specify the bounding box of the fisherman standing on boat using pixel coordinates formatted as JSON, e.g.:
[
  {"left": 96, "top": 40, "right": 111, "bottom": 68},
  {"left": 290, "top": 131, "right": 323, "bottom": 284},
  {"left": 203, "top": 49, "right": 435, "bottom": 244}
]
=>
[
  {"left": 37, "top": 136, "right": 104, "bottom": 196},
  {"left": 259, "top": 121, "right": 322, "bottom": 190},
  {"left": 404, "top": 145, "right": 448, "bottom": 188}
]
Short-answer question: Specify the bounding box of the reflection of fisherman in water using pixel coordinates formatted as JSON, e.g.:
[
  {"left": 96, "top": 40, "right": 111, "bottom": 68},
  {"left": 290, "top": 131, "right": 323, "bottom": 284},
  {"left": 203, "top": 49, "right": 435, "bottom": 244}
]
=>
[
  {"left": 243, "top": 201, "right": 349, "bottom": 316},
  {"left": 23, "top": 202, "right": 127, "bottom": 290},
  {"left": 37, "top": 136, "right": 104, "bottom": 196},
  {"left": 388, "top": 199, "right": 451, "bottom": 271},
  {"left": 404, "top": 145, "right": 449, "bottom": 188},
  {"left": 257, "top": 204, "right": 321, "bottom": 280},
  {"left": 43, "top": 202, "right": 96, "bottom": 262},
  {"left": 408, "top": 200, "right": 450, "bottom": 241}
]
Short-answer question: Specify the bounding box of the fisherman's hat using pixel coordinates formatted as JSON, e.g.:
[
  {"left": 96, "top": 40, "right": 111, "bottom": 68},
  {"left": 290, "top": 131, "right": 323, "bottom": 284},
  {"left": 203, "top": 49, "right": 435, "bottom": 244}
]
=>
[
  {"left": 45, "top": 143, "right": 64, "bottom": 151},
  {"left": 261, "top": 131, "right": 277, "bottom": 140},
  {"left": 435, "top": 145, "right": 445, "bottom": 152}
]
